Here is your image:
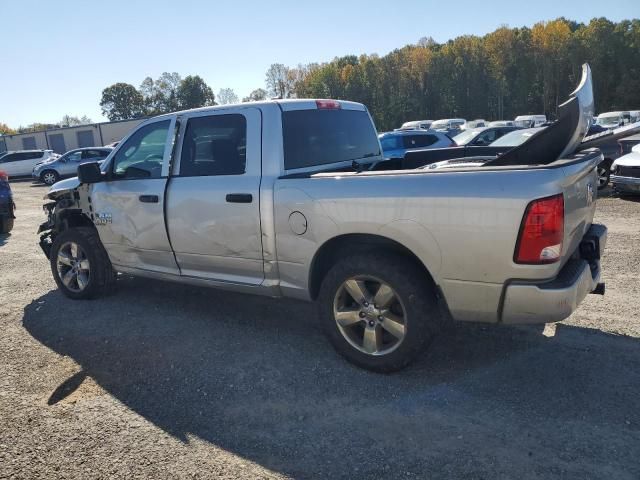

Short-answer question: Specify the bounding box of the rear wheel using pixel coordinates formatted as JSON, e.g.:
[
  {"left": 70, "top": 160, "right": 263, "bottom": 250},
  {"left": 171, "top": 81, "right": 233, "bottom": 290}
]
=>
[
  {"left": 317, "top": 252, "right": 441, "bottom": 372},
  {"left": 41, "top": 170, "right": 60, "bottom": 186},
  {"left": 50, "top": 227, "right": 116, "bottom": 299}
]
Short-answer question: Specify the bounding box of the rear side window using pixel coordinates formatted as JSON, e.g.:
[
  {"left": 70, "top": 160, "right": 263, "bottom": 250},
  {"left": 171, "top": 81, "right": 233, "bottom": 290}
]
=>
[
  {"left": 82, "top": 149, "right": 107, "bottom": 159},
  {"left": 283, "top": 109, "right": 380, "bottom": 170},
  {"left": 180, "top": 114, "right": 246, "bottom": 176},
  {"left": 403, "top": 135, "right": 438, "bottom": 148}
]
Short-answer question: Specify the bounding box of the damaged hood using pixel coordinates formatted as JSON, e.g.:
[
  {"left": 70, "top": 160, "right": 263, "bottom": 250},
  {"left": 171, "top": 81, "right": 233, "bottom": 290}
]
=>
[
  {"left": 612, "top": 144, "right": 640, "bottom": 169},
  {"left": 46, "top": 176, "right": 80, "bottom": 199}
]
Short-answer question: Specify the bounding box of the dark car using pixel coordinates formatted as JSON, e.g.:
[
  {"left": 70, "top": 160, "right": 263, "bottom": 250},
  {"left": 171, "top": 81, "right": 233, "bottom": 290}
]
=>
[
  {"left": 452, "top": 126, "right": 519, "bottom": 147},
  {"left": 0, "top": 170, "right": 15, "bottom": 233}
]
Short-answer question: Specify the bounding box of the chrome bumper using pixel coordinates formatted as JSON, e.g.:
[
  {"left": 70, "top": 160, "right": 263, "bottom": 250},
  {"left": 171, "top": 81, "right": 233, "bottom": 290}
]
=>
[
  {"left": 501, "top": 224, "right": 607, "bottom": 324},
  {"left": 611, "top": 175, "right": 640, "bottom": 191}
]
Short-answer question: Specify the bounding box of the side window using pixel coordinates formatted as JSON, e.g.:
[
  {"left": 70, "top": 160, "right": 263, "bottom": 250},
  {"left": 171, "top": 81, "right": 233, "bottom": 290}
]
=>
[
  {"left": 0, "top": 153, "right": 17, "bottom": 163},
  {"left": 403, "top": 135, "right": 437, "bottom": 148},
  {"left": 380, "top": 136, "right": 400, "bottom": 151},
  {"left": 66, "top": 151, "right": 83, "bottom": 162},
  {"left": 82, "top": 149, "right": 104, "bottom": 159},
  {"left": 475, "top": 130, "right": 497, "bottom": 145},
  {"left": 112, "top": 120, "right": 170, "bottom": 179},
  {"left": 180, "top": 114, "right": 246, "bottom": 176}
]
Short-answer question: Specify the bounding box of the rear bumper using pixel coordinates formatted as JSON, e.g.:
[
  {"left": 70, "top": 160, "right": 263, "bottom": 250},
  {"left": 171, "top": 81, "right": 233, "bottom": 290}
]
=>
[{"left": 501, "top": 224, "right": 607, "bottom": 324}]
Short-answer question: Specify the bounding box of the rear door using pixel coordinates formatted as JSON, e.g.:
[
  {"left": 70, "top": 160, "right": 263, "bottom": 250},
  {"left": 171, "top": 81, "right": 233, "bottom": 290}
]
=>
[
  {"left": 90, "top": 117, "right": 179, "bottom": 274},
  {"left": 166, "top": 108, "right": 263, "bottom": 284}
]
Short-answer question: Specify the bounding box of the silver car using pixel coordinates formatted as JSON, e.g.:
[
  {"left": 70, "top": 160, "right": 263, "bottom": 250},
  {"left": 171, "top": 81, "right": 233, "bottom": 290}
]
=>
[{"left": 32, "top": 147, "right": 113, "bottom": 185}]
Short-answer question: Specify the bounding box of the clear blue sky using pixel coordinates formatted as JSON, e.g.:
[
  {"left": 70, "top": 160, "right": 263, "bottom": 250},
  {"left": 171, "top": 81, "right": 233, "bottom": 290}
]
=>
[{"left": 1, "top": 0, "right": 637, "bottom": 127}]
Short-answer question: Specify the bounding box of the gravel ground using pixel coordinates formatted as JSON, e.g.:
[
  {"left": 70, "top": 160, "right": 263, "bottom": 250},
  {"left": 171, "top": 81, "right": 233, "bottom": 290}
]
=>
[{"left": 1, "top": 181, "right": 639, "bottom": 479}]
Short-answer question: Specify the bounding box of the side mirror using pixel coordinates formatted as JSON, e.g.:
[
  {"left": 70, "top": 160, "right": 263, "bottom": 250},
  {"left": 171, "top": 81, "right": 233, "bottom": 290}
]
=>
[{"left": 77, "top": 162, "right": 104, "bottom": 184}]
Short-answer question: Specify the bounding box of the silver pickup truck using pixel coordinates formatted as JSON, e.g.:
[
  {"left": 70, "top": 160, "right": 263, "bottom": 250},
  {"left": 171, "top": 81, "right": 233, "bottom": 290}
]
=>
[{"left": 38, "top": 65, "right": 607, "bottom": 372}]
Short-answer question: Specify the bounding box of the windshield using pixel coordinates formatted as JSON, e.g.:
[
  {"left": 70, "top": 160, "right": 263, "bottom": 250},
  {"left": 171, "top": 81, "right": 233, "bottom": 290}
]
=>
[
  {"left": 453, "top": 129, "right": 479, "bottom": 145},
  {"left": 490, "top": 128, "right": 541, "bottom": 147},
  {"left": 282, "top": 109, "right": 380, "bottom": 170},
  {"left": 595, "top": 115, "right": 621, "bottom": 127}
]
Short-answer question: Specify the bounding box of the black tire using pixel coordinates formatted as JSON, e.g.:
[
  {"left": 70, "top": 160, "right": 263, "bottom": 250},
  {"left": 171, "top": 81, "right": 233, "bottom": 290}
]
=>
[
  {"left": 50, "top": 227, "right": 116, "bottom": 300},
  {"left": 597, "top": 161, "right": 611, "bottom": 190},
  {"left": 317, "top": 252, "right": 441, "bottom": 372},
  {"left": 0, "top": 215, "right": 13, "bottom": 234},
  {"left": 40, "top": 170, "right": 60, "bottom": 186}
]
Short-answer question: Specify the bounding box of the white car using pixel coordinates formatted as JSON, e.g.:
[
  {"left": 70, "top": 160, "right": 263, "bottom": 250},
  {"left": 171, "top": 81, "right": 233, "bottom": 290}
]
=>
[
  {"left": 0, "top": 150, "right": 57, "bottom": 177},
  {"left": 514, "top": 115, "right": 547, "bottom": 128},
  {"left": 611, "top": 143, "right": 640, "bottom": 194},
  {"left": 399, "top": 120, "right": 433, "bottom": 130}
]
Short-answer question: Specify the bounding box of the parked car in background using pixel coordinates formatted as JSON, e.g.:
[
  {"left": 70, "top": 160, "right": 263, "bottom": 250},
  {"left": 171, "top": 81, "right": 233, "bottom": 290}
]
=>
[
  {"left": 594, "top": 111, "right": 632, "bottom": 129},
  {"left": 0, "top": 170, "right": 15, "bottom": 233},
  {"left": 461, "top": 119, "right": 487, "bottom": 130},
  {"left": 32, "top": 147, "right": 113, "bottom": 185},
  {"left": 453, "top": 126, "right": 519, "bottom": 146},
  {"left": 611, "top": 143, "right": 640, "bottom": 194},
  {"left": 0, "top": 150, "right": 57, "bottom": 178},
  {"left": 379, "top": 130, "right": 454, "bottom": 158},
  {"left": 430, "top": 118, "right": 466, "bottom": 136},
  {"left": 399, "top": 120, "right": 433, "bottom": 130},
  {"left": 514, "top": 115, "right": 547, "bottom": 128},
  {"left": 619, "top": 133, "right": 640, "bottom": 155},
  {"left": 488, "top": 120, "right": 516, "bottom": 127}
]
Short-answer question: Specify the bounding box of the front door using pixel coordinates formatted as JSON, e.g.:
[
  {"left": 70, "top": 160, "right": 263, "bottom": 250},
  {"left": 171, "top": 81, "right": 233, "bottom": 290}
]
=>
[
  {"left": 90, "top": 117, "right": 179, "bottom": 275},
  {"left": 165, "top": 108, "right": 263, "bottom": 284}
]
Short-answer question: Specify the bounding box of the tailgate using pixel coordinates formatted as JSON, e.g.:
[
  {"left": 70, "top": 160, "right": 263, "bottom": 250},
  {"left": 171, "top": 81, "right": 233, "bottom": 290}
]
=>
[{"left": 558, "top": 150, "right": 601, "bottom": 263}]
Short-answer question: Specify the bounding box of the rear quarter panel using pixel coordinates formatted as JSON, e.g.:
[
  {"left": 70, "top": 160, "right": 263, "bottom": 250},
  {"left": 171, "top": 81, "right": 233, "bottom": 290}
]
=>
[{"left": 273, "top": 159, "right": 598, "bottom": 322}]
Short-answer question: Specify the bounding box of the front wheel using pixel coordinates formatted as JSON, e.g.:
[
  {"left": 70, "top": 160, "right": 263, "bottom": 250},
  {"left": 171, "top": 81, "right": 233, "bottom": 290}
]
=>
[
  {"left": 50, "top": 227, "right": 116, "bottom": 299},
  {"left": 317, "top": 253, "right": 441, "bottom": 372}
]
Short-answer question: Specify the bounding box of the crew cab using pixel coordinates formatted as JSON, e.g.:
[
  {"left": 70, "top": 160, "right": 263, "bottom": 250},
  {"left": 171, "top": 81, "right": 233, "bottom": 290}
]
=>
[{"left": 38, "top": 65, "right": 607, "bottom": 372}]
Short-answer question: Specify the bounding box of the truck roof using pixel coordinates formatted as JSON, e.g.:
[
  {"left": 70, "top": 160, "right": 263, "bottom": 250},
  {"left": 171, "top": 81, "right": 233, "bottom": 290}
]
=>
[{"left": 151, "top": 99, "right": 367, "bottom": 119}]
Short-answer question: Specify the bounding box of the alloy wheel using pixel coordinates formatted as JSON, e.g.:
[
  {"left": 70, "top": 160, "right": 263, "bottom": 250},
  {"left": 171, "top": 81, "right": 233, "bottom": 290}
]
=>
[
  {"left": 43, "top": 172, "right": 57, "bottom": 185},
  {"left": 56, "top": 241, "right": 90, "bottom": 293},
  {"left": 333, "top": 276, "right": 407, "bottom": 355}
]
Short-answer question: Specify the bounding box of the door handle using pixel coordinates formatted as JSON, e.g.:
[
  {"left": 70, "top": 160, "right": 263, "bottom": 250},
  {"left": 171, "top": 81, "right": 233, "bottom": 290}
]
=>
[
  {"left": 226, "top": 193, "right": 253, "bottom": 203},
  {"left": 139, "top": 195, "right": 159, "bottom": 203}
]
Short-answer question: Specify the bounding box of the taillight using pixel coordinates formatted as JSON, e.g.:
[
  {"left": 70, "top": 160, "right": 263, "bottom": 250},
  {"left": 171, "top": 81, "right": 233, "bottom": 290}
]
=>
[
  {"left": 316, "top": 99, "right": 341, "bottom": 110},
  {"left": 0, "top": 170, "right": 8, "bottom": 182},
  {"left": 515, "top": 194, "right": 564, "bottom": 264}
]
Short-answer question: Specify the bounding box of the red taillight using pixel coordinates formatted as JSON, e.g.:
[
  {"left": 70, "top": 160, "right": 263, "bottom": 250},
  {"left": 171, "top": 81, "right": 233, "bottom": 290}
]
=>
[
  {"left": 0, "top": 170, "right": 8, "bottom": 181},
  {"left": 316, "top": 99, "right": 341, "bottom": 110},
  {"left": 515, "top": 194, "right": 564, "bottom": 264}
]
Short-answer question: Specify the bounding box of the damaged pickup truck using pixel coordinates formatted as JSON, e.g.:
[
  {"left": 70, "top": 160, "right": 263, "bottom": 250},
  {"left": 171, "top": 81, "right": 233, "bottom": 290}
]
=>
[{"left": 39, "top": 64, "right": 607, "bottom": 372}]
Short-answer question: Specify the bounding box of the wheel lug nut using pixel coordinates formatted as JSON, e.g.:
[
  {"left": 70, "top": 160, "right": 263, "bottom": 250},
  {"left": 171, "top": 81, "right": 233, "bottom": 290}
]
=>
[
  {"left": 378, "top": 316, "right": 384, "bottom": 322},
  {"left": 368, "top": 321, "right": 375, "bottom": 327},
  {"left": 359, "top": 311, "right": 366, "bottom": 318},
  {"left": 363, "top": 301, "right": 369, "bottom": 307}
]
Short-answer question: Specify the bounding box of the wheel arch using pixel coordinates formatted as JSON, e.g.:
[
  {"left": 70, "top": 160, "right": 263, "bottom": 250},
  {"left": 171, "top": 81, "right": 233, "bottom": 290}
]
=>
[{"left": 308, "top": 233, "right": 439, "bottom": 301}]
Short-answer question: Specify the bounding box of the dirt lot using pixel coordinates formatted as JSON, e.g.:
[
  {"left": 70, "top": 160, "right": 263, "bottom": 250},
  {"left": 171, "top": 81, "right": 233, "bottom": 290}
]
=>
[{"left": 1, "top": 180, "right": 639, "bottom": 479}]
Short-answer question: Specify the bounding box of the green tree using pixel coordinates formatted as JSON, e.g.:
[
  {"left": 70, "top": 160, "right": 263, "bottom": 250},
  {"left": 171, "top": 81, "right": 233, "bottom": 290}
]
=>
[
  {"left": 0, "top": 123, "right": 16, "bottom": 135},
  {"left": 217, "top": 88, "right": 239, "bottom": 105},
  {"left": 265, "top": 63, "right": 294, "bottom": 98},
  {"left": 242, "top": 88, "right": 268, "bottom": 102},
  {"left": 140, "top": 72, "right": 182, "bottom": 114},
  {"left": 59, "top": 115, "right": 92, "bottom": 127},
  {"left": 100, "top": 83, "right": 146, "bottom": 121},
  {"left": 177, "top": 75, "right": 215, "bottom": 109}
]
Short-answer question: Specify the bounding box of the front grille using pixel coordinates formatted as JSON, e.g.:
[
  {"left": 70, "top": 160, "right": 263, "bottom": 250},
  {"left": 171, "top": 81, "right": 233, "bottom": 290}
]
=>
[{"left": 617, "top": 166, "right": 640, "bottom": 178}]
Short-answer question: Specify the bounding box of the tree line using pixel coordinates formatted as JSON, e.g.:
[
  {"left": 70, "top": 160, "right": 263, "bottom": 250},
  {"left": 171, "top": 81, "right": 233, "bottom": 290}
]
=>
[{"left": 3, "top": 17, "right": 638, "bottom": 133}]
